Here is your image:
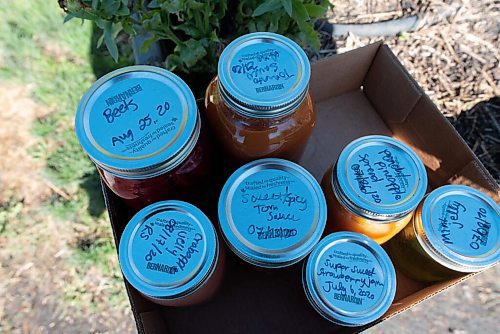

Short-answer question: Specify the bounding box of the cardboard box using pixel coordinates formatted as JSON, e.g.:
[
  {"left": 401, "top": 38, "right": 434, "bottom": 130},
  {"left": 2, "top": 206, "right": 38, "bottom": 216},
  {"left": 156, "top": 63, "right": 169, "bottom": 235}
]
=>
[{"left": 102, "top": 42, "right": 499, "bottom": 333}]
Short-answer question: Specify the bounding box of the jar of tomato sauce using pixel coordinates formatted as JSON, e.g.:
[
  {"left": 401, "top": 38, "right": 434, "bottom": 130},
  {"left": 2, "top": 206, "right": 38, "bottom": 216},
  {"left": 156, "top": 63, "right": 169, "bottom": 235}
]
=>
[
  {"left": 388, "top": 185, "right": 499, "bottom": 282},
  {"left": 303, "top": 232, "right": 396, "bottom": 326},
  {"left": 322, "top": 136, "right": 428, "bottom": 244},
  {"left": 205, "top": 32, "right": 315, "bottom": 164},
  {"left": 75, "top": 66, "right": 212, "bottom": 210},
  {"left": 119, "top": 200, "right": 224, "bottom": 306},
  {"left": 218, "top": 158, "right": 326, "bottom": 268}
]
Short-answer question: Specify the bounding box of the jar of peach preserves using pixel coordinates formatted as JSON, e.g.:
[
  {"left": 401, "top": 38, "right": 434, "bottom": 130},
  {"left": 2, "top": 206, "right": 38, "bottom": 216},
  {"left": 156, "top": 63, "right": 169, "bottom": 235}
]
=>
[
  {"left": 322, "top": 136, "right": 428, "bottom": 244},
  {"left": 205, "top": 32, "right": 315, "bottom": 164}
]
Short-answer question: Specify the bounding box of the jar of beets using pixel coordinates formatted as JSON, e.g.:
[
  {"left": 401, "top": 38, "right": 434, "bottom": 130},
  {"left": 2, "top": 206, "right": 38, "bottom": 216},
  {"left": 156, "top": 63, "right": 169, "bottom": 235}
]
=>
[{"left": 75, "top": 66, "right": 213, "bottom": 210}]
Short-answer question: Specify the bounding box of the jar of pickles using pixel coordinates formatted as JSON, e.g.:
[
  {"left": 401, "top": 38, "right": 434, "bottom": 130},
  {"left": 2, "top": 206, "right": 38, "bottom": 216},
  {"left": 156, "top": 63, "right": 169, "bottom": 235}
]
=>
[
  {"left": 218, "top": 158, "right": 326, "bottom": 268},
  {"left": 303, "top": 232, "right": 397, "bottom": 326},
  {"left": 388, "top": 185, "right": 499, "bottom": 282},
  {"left": 75, "top": 66, "right": 213, "bottom": 210},
  {"left": 119, "top": 200, "right": 224, "bottom": 306},
  {"left": 205, "top": 32, "right": 315, "bottom": 164},
  {"left": 322, "top": 135, "right": 428, "bottom": 244}
]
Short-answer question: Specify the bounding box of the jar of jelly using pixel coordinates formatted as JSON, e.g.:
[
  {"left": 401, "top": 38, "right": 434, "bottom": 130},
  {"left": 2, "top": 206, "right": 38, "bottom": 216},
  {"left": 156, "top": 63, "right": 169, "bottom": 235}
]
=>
[
  {"left": 303, "top": 232, "right": 397, "bottom": 327},
  {"left": 388, "top": 185, "right": 499, "bottom": 282},
  {"left": 205, "top": 32, "right": 315, "bottom": 164},
  {"left": 75, "top": 66, "right": 212, "bottom": 210},
  {"left": 218, "top": 158, "right": 326, "bottom": 268},
  {"left": 322, "top": 135, "right": 428, "bottom": 244},
  {"left": 119, "top": 200, "right": 224, "bottom": 306}
]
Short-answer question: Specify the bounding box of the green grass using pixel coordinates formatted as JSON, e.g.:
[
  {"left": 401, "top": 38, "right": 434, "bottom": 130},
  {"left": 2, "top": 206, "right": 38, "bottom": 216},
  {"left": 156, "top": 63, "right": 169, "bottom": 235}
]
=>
[{"left": 0, "top": 0, "right": 134, "bottom": 313}]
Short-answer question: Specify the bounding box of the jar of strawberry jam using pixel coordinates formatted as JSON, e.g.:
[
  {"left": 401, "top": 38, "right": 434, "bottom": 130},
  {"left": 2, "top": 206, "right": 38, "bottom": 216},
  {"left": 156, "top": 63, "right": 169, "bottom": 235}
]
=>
[
  {"left": 322, "top": 136, "right": 428, "bottom": 244},
  {"left": 205, "top": 32, "right": 315, "bottom": 164},
  {"left": 388, "top": 185, "right": 499, "bottom": 282},
  {"left": 303, "top": 232, "right": 397, "bottom": 326},
  {"left": 119, "top": 200, "right": 224, "bottom": 306},
  {"left": 75, "top": 66, "right": 212, "bottom": 210}
]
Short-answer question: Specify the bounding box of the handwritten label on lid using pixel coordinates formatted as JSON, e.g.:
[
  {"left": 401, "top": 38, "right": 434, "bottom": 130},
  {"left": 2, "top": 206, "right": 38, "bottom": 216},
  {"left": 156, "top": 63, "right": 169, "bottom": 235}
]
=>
[
  {"left": 429, "top": 193, "right": 498, "bottom": 257},
  {"left": 85, "top": 74, "right": 191, "bottom": 161},
  {"left": 129, "top": 210, "right": 207, "bottom": 287},
  {"left": 345, "top": 144, "right": 417, "bottom": 207},
  {"left": 228, "top": 44, "right": 300, "bottom": 101},
  {"left": 229, "top": 169, "right": 317, "bottom": 251},
  {"left": 315, "top": 242, "right": 386, "bottom": 313}
]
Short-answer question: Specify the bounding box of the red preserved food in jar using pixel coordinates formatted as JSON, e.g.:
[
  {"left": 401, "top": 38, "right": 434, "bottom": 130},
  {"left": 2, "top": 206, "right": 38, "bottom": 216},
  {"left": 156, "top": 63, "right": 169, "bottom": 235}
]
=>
[
  {"left": 75, "top": 66, "right": 213, "bottom": 210},
  {"left": 205, "top": 32, "right": 315, "bottom": 164}
]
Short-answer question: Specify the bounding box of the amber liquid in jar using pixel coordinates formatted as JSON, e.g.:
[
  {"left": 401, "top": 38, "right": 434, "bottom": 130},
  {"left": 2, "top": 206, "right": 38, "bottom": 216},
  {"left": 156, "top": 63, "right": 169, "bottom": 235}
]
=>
[
  {"left": 205, "top": 78, "right": 315, "bottom": 164},
  {"left": 321, "top": 136, "right": 428, "bottom": 244},
  {"left": 388, "top": 185, "right": 500, "bottom": 282},
  {"left": 206, "top": 32, "right": 316, "bottom": 165},
  {"left": 321, "top": 168, "right": 413, "bottom": 244}
]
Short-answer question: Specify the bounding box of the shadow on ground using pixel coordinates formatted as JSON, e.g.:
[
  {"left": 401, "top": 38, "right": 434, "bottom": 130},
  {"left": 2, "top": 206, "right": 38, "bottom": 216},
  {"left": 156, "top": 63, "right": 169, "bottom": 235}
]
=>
[{"left": 80, "top": 24, "right": 135, "bottom": 217}]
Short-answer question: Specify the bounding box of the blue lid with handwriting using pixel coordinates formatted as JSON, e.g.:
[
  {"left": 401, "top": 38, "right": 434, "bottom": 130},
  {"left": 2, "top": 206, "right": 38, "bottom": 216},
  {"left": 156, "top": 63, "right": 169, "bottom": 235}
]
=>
[
  {"left": 218, "top": 158, "right": 326, "bottom": 268},
  {"left": 333, "top": 135, "right": 427, "bottom": 221},
  {"left": 75, "top": 66, "right": 198, "bottom": 178},
  {"left": 303, "top": 232, "right": 396, "bottom": 326},
  {"left": 218, "top": 32, "right": 310, "bottom": 118},
  {"left": 119, "top": 200, "right": 218, "bottom": 300},
  {"left": 417, "top": 185, "right": 499, "bottom": 272}
]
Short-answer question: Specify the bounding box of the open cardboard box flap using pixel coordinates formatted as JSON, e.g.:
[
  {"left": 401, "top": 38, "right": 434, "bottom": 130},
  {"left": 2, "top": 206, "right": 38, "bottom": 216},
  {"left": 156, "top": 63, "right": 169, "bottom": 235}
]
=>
[{"left": 103, "top": 42, "right": 499, "bottom": 333}]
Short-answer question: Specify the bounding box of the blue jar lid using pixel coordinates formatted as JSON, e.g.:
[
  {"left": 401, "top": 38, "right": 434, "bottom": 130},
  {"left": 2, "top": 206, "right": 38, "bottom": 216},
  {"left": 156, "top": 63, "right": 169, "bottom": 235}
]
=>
[
  {"left": 119, "top": 201, "right": 218, "bottom": 300},
  {"left": 218, "top": 32, "right": 310, "bottom": 118},
  {"left": 75, "top": 66, "right": 199, "bottom": 178},
  {"left": 303, "top": 232, "right": 397, "bottom": 326},
  {"left": 416, "top": 185, "right": 499, "bottom": 272},
  {"left": 333, "top": 135, "right": 428, "bottom": 221},
  {"left": 218, "top": 158, "right": 326, "bottom": 268}
]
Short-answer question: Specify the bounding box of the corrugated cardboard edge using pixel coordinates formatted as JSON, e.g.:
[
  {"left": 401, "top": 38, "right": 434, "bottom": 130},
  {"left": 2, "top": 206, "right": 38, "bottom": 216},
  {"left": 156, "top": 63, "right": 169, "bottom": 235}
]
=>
[{"left": 101, "top": 181, "right": 168, "bottom": 334}]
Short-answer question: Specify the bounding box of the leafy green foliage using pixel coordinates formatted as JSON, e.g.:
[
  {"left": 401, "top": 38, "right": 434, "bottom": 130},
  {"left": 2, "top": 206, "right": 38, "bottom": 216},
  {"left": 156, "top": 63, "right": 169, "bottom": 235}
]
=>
[{"left": 60, "top": 0, "right": 330, "bottom": 75}]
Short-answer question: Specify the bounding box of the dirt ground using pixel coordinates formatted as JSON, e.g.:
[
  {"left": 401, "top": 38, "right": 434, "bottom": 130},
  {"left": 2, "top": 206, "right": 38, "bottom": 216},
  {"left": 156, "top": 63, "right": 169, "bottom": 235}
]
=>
[
  {"left": 0, "top": 84, "right": 136, "bottom": 333},
  {"left": 0, "top": 0, "right": 498, "bottom": 333}
]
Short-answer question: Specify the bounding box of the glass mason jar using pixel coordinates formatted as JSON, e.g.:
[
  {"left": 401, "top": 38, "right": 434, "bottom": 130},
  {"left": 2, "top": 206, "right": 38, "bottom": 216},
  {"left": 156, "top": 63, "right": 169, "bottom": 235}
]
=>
[
  {"left": 205, "top": 32, "right": 315, "bottom": 164},
  {"left": 75, "top": 66, "right": 213, "bottom": 210},
  {"left": 322, "top": 135, "right": 428, "bottom": 244},
  {"left": 119, "top": 201, "right": 224, "bottom": 307},
  {"left": 388, "top": 185, "right": 499, "bottom": 282},
  {"left": 218, "top": 158, "right": 326, "bottom": 268},
  {"left": 303, "top": 232, "right": 397, "bottom": 327}
]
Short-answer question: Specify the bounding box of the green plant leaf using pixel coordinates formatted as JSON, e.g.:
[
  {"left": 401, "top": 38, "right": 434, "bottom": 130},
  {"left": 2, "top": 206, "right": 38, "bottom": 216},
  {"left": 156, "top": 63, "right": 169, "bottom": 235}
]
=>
[
  {"left": 116, "top": 3, "right": 130, "bottom": 16},
  {"left": 303, "top": 4, "right": 327, "bottom": 18},
  {"left": 102, "top": 21, "right": 120, "bottom": 61},
  {"left": 176, "top": 39, "right": 207, "bottom": 68},
  {"left": 280, "top": 0, "right": 293, "bottom": 16},
  {"left": 140, "top": 35, "right": 160, "bottom": 53},
  {"left": 174, "top": 23, "right": 203, "bottom": 39},
  {"left": 63, "top": 13, "right": 76, "bottom": 23},
  {"left": 92, "top": 0, "right": 99, "bottom": 10},
  {"left": 253, "top": 0, "right": 281, "bottom": 17},
  {"left": 102, "top": 0, "right": 121, "bottom": 16},
  {"left": 297, "top": 20, "right": 319, "bottom": 50},
  {"left": 291, "top": 0, "right": 309, "bottom": 21},
  {"left": 147, "top": 0, "right": 161, "bottom": 9}
]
